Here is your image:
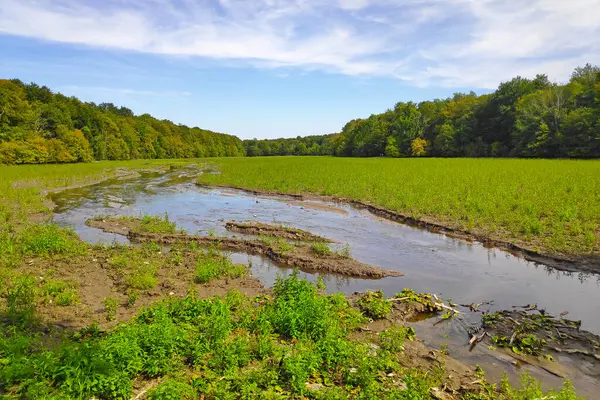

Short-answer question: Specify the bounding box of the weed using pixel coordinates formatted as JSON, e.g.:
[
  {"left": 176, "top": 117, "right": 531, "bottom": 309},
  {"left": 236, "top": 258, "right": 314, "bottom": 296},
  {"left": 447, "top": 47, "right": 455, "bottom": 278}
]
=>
[
  {"left": 338, "top": 243, "right": 351, "bottom": 258},
  {"left": 311, "top": 242, "right": 332, "bottom": 257},
  {"left": 379, "top": 326, "right": 415, "bottom": 353},
  {"left": 147, "top": 379, "right": 196, "bottom": 400},
  {"left": 195, "top": 252, "right": 246, "bottom": 284},
  {"left": 138, "top": 213, "right": 178, "bottom": 234},
  {"left": 5, "top": 275, "right": 37, "bottom": 324},
  {"left": 125, "top": 264, "right": 158, "bottom": 290},
  {"left": 20, "top": 224, "right": 86, "bottom": 256},
  {"left": 127, "top": 291, "right": 138, "bottom": 308},
  {"left": 103, "top": 297, "right": 120, "bottom": 321},
  {"left": 357, "top": 290, "right": 391, "bottom": 319},
  {"left": 41, "top": 279, "right": 79, "bottom": 306}
]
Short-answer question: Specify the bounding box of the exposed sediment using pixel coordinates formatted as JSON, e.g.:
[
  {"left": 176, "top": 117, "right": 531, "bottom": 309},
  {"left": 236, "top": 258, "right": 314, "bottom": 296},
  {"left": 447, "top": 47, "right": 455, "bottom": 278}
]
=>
[
  {"left": 197, "top": 183, "right": 600, "bottom": 275},
  {"left": 86, "top": 218, "right": 403, "bottom": 279},
  {"left": 225, "top": 221, "right": 333, "bottom": 242}
]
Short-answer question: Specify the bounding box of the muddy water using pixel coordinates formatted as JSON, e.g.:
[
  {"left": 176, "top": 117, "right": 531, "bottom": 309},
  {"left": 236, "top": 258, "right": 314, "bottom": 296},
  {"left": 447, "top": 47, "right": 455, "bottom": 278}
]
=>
[{"left": 51, "top": 171, "right": 600, "bottom": 397}]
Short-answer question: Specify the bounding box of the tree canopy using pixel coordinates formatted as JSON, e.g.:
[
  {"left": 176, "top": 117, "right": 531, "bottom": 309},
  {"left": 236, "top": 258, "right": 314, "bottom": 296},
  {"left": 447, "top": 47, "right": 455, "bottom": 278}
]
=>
[
  {"left": 3, "top": 65, "right": 599, "bottom": 164},
  {"left": 0, "top": 79, "right": 245, "bottom": 164},
  {"left": 246, "top": 64, "right": 600, "bottom": 158}
]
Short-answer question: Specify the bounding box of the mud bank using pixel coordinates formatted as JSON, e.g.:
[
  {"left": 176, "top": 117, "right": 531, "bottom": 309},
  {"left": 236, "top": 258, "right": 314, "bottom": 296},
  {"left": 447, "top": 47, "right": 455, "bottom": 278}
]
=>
[
  {"left": 86, "top": 218, "right": 403, "bottom": 279},
  {"left": 197, "top": 183, "right": 600, "bottom": 274},
  {"left": 225, "top": 220, "right": 334, "bottom": 242}
]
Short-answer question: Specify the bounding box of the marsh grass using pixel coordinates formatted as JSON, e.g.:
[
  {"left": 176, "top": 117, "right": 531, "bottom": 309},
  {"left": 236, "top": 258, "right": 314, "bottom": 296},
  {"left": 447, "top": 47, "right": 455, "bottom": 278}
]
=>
[
  {"left": 138, "top": 213, "right": 178, "bottom": 234},
  {"left": 20, "top": 224, "right": 86, "bottom": 257},
  {"left": 195, "top": 251, "right": 246, "bottom": 283},
  {"left": 103, "top": 297, "right": 120, "bottom": 322},
  {"left": 199, "top": 157, "right": 600, "bottom": 256},
  {"left": 311, "top": 242, "right": 332, "bottom": 257}
]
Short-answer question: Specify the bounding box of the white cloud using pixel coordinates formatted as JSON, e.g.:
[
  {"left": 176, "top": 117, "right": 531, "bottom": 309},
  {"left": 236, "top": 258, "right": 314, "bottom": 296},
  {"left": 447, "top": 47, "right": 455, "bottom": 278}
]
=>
[
  {"left": 0, "top": 0, "right": 599, "bottom": 89},
  {"left": 58, "top": 85, "right": 192, "bottom": 97}
]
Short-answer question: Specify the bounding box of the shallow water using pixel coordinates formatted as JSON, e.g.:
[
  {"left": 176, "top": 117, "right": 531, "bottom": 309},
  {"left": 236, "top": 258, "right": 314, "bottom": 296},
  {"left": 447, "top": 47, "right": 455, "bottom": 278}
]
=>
[
  {"left": 51, "top": 171, "right": 600, "bottom": 397},
  {"left": 52, "top": 171, "right": 600, "bottom": 333}
]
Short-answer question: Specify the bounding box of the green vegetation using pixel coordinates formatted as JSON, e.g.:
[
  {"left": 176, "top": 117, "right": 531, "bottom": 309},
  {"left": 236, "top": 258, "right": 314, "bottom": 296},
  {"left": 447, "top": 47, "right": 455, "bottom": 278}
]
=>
[
  {"left": 311, "top": 242, "right": 332, "bottom": 257},
  {"left": 138, "top": 213, "right": 179, "bottom": 234},
  {"left": 0, "top": 79, "right": 244, "bottom": 165},
  {"left": 0, "top": 272, "right": 583, "bottom": 399},
  {"left": 357, "top": 291, "right": 392, "bottom": 320},
  {"left": 41, "top": 279, "right": 79, "bottom": 306},
  {"left": 0, "top": 158, "right": 588, "bottom": 398},
  {"left": 195, "top": 250, "right": 246, "bottom": 283},
  {"left": 199, "top": 157, "right": 600, "bottom": 256},
  {"left": 246, "top": 64, "right": 600, "bottom": 159},
  {"left": 103, "top": 297, "right": 120, "bottom": 322}
]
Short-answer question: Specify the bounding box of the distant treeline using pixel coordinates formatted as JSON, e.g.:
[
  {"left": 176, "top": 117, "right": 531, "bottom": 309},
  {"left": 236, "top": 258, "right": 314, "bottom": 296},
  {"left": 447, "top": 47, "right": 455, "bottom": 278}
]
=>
[
  {"left": 0, "top": 79, "right": 245, "bottom": 165},
  {"left": 246, "top": 64, "right": 600, "bottom": 158}
]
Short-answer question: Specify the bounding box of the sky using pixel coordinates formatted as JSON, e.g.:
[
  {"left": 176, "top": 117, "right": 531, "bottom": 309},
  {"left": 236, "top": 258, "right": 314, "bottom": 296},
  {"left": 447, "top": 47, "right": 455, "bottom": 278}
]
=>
[{"left": 1, "top": 0, "right": 599, "bottom": 139}]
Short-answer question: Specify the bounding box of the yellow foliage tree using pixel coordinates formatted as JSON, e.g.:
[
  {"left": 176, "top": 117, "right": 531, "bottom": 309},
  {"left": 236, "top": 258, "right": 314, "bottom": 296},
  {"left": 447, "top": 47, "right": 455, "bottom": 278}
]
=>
[{"left": 411, "top": 138, "right": 429, "bottom": 157}]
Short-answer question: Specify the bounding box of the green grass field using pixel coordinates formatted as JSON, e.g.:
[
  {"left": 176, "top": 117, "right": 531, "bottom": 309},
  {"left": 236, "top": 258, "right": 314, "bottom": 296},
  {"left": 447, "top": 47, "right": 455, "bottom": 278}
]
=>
[
  {"left": 0, "top": 158, "right": 592, "bottom": 399},
  {"left": 198, "top": 157, "right": 600, "bottom": 257}
]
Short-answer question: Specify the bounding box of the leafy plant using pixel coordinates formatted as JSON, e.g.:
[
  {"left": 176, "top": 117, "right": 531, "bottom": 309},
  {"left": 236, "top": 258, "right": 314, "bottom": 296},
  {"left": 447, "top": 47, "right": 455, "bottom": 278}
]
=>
[
  {"left": 379, "top": 326, "right": 415, "bottom": 353},
  {"left": 103, "top": 297, "right": 120, "bottom": 322},
  {"left": 147, "top": 379, "right": 196, "bottom": 400},
  {"left": 358, "top": 291, "right": 391, "bottom": 319}
]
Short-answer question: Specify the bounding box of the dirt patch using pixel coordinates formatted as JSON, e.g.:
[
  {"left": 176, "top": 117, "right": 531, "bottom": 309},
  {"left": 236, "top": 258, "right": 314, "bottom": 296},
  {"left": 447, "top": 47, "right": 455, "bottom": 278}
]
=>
[
  {"left": 86, "top": 217, "right": 403, "bottom": 279},
  {"left": 197, "top": 183, "right": 600, "bottom": 275},
  {"left": 225, "top": 220, "right": 334, "bottom": 242},
  {"left": 18, "top": 247, "right": 266, "bottom": 331}
]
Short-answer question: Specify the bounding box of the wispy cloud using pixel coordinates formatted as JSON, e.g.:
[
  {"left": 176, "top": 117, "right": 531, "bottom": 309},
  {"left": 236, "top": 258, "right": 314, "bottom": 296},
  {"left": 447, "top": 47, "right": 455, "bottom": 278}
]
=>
[
  {"left": 1, "top": 0, "right": 599, "bottom": 88},
  {"left": 58, "top": 85, "right": 192, "bottom": 97}
]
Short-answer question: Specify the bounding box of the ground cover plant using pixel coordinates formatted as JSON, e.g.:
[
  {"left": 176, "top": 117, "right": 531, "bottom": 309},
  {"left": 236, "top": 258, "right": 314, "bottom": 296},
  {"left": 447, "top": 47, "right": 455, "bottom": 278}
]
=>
[
  {"left": 0, "top": 159, "right": 588, "bottom": 399},
  {"left": 0, "top": 272, "right": 584, "bottom": 399},
  {"left": 198, "top": 157, "right": 600, "bottom": 258}
]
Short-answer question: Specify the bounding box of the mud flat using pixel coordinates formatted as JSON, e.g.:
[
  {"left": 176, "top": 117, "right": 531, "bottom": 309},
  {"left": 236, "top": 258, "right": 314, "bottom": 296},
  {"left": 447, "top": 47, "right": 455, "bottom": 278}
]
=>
[
  {"left": 86, "top": 217, "right": 403, "bottom": 279},
  {"left": 197, "top": 183, "right": 600, "bottom": 275},
  {"left": 225, "top": 220, "right": 334, "bottom": 242}
]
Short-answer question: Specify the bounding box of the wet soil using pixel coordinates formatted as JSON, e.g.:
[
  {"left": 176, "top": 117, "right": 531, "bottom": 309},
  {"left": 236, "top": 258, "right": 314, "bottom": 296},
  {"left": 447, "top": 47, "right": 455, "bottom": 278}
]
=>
[
  {"left": 225, "top": 220, "right": 334, "bottom": 242},
  {"left": 86, "top": 217, "right": 403, "bottom": 279},
  {"left": 197, "top": 184, "right": 600, "bottom": 274},
  {"left": 480, "top": 309, "right": 600, "bottom": 374},
  {"left": 47, "top": 170, "right": 600, "bottom": 397},
  {"left": 18, "top": 248, "right": 266, "bottom": 331}
]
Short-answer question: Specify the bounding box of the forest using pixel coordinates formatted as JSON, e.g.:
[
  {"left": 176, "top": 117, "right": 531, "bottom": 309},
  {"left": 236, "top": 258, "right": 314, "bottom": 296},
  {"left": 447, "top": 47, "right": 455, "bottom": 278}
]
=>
[
  {"left": 245, "top": 64, "right": 600, "bottom": 158},
  {"left": 2, "top": 64, "right": 599, "bottom": 164},
  {"left": 0, "top": 79, "right": 245, "bottom": 165}
]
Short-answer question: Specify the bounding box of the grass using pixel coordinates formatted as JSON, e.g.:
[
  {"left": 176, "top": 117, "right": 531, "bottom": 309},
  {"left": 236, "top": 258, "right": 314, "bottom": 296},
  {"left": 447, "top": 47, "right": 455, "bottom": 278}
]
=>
[
  {"left": 195, "top": 250, "right": 247, "bottom": 283},
  {"left": 0, "top": 263, "right": 584, "bottom": 399},
  {"left": 198, "top": 157, "right": 600, "bottom": 257},
  {"left": 311, "top": 241, "right": 332, "bottom": 257},
  {"left": 138, "top": 213, "right": 179, "bottom": 234},
  {"left": 41, "top": 279, "right": 79, "bottom": 306},
  {"left": 0, "top": 158, "right": 588, "bottom": 399}
]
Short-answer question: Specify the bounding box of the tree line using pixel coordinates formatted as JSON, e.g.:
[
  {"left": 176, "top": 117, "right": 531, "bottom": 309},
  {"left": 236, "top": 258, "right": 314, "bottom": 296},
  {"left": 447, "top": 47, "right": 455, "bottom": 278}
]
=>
[
  {"left": 245, "top": 64, "right": 600, "bottom": 158},
  {"left": 0, "top": 79, "right": 245, "bottom": 164}
]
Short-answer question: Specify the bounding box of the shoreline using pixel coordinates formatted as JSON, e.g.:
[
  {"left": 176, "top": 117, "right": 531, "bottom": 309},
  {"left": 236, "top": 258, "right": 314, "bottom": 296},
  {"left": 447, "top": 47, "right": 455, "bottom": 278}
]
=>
[{"left": 196, "top": 183, "right": 600, "bottom": 275}]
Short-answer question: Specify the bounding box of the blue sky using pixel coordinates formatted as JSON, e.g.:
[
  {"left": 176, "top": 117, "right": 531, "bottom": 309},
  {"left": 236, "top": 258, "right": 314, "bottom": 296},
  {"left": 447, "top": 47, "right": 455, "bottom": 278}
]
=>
[{"left": 1, "top": 0, "right": 599, "bottom": 139}]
